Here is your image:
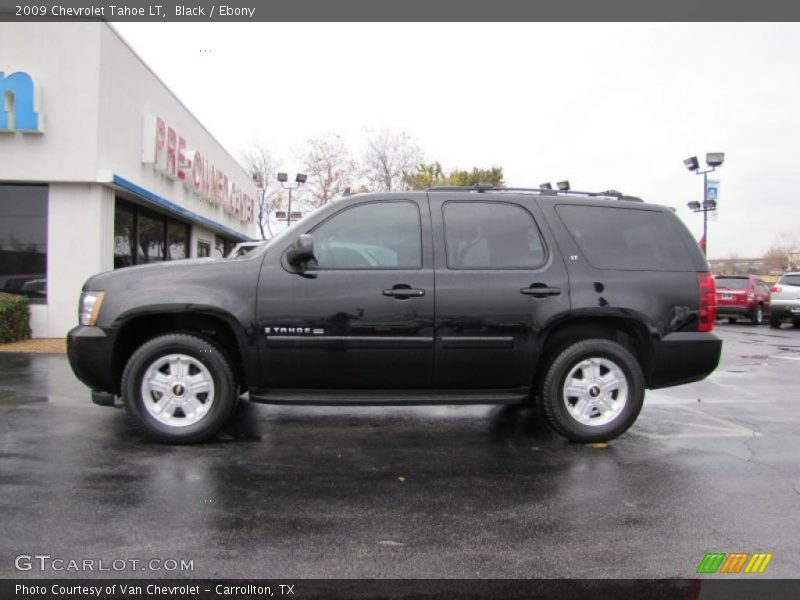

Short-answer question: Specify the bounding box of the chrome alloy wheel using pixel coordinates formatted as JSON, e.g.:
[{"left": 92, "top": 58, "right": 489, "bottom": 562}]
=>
[
  {"left": 140, "top": 354, "right": 215, "bottom": 427},
  {"left": 562, "top": 357, "right": 628, "bottom": 427}
]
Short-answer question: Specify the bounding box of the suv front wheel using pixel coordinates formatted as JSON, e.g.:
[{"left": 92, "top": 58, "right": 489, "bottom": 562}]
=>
[
  {"left": 541, "top": 339, "right": 645, "bottom": 443},
  {"left": 121, "top": 333, "right": 239, "bottom": 444}
]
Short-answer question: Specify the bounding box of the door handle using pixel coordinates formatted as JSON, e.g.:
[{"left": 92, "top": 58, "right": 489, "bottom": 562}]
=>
[
  {"left": 521, "top": 284, "right": 561, "bottom": 298},
  {"left": 383, "top": 285, "right": 425, "bottom": 299}
]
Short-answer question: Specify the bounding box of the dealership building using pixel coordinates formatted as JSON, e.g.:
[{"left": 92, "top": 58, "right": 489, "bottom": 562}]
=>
[{"left": 0, "top": 22, "right": 258, "bottom": 338}]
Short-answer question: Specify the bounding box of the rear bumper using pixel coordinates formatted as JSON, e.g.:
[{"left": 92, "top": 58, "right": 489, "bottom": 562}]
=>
[
  {"left": 716, "top": 305, "right": 754, "bottom": 318},
  {"left": 67, "top": 325, "right": 117, "bottom": 394},
  {"left": 770, "top": 300, "right": 800, "bottom": 319},
  {"left": 649, "top": 332, "right": 722, "bottom": 390}
]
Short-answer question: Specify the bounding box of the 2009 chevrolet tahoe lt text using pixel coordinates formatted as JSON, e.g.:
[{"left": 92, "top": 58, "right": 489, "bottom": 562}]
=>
[{"left": 67, "top": 186, "right": 722, "bottom": 444}]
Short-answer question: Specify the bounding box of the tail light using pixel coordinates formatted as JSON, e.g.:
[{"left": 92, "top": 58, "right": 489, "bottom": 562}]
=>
[
  {"left": 772, "top": 285, "right": 782, "bottom": 293},
  {"left": 697, "top": 272, "right": 717, "bottom": 332}
]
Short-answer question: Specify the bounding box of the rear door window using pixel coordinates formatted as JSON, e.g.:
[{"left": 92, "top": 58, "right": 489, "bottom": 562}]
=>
[
  {"left": 555, "top": 205, "right": 693, "bottom": 271},
  {"left": 443, "top": 201, "right": 546, "bottom": 269}
]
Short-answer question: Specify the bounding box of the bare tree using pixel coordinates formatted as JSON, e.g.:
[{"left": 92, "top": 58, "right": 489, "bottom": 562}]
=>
[
  {"left": 761, "top": 231, "right": 800, "bottom": 273},
  {"left": 362, "top": 129, "right": 423, "bottom": 191},
  {"left": 241, "top": 144, "right": 283, "bottom": 239},
  {"left": 302, "top": 134, "right": 358, "bottom": 209}
]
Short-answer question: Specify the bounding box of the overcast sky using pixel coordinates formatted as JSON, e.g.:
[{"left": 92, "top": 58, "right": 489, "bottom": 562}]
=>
[{"left": 113, "top": 23, "right": 800, "bottom": 259}]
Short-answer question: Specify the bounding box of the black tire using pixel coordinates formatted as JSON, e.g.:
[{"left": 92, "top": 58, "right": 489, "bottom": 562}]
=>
[
  {"left": 727, "top": 317, "right": 737, "bottom": 324},
  {"left": 121, "top": 333, "right": 239, "bottom": 444},
  {"left": 793, "top": 318, "right": 800, "bottom": 329},
  {"left": 541, "top": 339, "right": 645, "bottom": 443},
  {"left": 751, "top": 305, "right": 764, "bottom": 326},
  {"left": 770, "top": 316, "right": 782, "bottom": 329}
]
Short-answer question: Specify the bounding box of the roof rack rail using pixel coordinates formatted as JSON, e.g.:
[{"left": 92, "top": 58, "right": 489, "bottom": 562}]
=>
[{"left": 426, "top": 183, "right": 643, "bottom": 202}]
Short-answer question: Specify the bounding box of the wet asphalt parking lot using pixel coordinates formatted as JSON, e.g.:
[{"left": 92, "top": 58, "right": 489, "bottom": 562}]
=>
[{"left": 1, "top": 323, "right": 799, "bottom": 579}]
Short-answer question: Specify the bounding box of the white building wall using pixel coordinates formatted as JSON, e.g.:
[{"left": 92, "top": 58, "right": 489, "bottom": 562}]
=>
[
  {"left": 95, "top": 25, "right": 258, "bottom": 241},
  {"left": 0, "top": 23, "right": 102, "bottom": 183},
  {"left": 44, "top": 183, "right": 114, "bottom": 337},
  {"left": 1, "top": 22, "right": 259, "bottom": 338},
  {"left": 190, "top": 225, "right": 217, "bottom": 258}
]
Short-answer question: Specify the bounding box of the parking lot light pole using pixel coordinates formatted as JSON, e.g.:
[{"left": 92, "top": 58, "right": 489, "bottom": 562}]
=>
[
  {"left": 684, "top": 153, "right": 725, "bottom": 257},
  {"left": 277, "top": 172, "right": 307, "bottom": 226}
]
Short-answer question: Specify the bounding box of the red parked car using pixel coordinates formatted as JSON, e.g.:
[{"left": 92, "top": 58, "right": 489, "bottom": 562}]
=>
[{"left": 715, "top": 275, "right": 771, "bottom": 325}]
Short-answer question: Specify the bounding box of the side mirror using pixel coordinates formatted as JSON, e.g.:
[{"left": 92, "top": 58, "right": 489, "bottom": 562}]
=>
[{"left": 285, "top": 234, "right": 315, "bottom": 268}]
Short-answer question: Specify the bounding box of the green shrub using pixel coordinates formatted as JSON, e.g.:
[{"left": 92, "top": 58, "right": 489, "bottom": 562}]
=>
[{"left": 0, "top": 293, "right": 31, "bottom": 343}]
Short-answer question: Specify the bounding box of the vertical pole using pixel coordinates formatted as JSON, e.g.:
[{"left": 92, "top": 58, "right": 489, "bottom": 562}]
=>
[
  {"left": 287, "top": 187, "right": 293, "bottom": 226},
  {"left": 258, "top": 186, "right": 265, "bottom": 240},
  {"left": 702, "top": 170, "right": 708, "bottom": 257}
]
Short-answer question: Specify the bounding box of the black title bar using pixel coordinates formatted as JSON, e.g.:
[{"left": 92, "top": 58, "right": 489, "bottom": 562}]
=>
[
  {"left": 3, "top": 579, "right": 800, "bottom": 600},
  {"left": 2, "top": 0, "right": 800, "bottom": 21}
]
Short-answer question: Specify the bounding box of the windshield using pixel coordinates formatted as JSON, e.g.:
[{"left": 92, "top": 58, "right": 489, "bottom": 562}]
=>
[
  {"left": 715, "top": 277, "right": 749, "bottom": 289},
  {"left": 779, "top": 274, "right": 800, "bottom": 287}
]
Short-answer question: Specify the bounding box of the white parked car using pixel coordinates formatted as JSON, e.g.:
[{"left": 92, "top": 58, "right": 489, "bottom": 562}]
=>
[
  {"left": 769, "top": 272, "right": 800, "bottom": 328},
  {"left": 226, "top": 241, "right": 265, "bottom": 260}
]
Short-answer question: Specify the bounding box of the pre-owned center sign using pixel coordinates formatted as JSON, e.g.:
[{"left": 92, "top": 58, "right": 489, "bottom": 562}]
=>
[{"left": 142, "top": 115, "right": 255, "bottom": 224}]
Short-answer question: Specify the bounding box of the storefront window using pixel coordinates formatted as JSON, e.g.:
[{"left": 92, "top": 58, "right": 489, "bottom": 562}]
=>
[
  {"left": 214, "top": 235, "right": 235, "bottom": 259},
  {"left": 114, "top": 197, "right": 243, "bottom": 267},
  {"left": 115, "top": 197, "right": 193, "bottom": 268},
  {"left": 214, "top": 236, "right": 226, "bottom": 259},
  {"left": 0, "top": 185, "right": 48, "bottom": 303},
  {"left": 114, "top": 202, "right": 135, "bottom": 269},
  {"left": 197, "top": 240, "right": 211, "bottom": 258},
  {"left": 167, "top": 221, "right": 189, "bottom": 260},
  {"left": 137, "top": 211, "right": 166, "bottom": 264}
]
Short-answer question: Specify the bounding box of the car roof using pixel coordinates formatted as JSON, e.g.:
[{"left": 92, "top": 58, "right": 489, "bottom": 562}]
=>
[
  {"left": 347, "top": 188, "right": 667, "bottom": 211},
  {"left": 426, "top": 184, "right": 645, "bottom": 203}
]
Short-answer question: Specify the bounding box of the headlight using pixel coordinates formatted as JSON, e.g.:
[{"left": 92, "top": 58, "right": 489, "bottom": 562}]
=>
[{"left": 79, "top": 292, "right": 105, "bottom": 326}]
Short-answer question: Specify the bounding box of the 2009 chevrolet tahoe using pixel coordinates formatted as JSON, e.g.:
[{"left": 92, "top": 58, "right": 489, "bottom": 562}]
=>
[{"left": 67, "top": 185, "right": 722, "bottom": 444}]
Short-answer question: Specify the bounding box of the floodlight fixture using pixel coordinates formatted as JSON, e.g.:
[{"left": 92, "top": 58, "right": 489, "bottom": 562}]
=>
[
  {"left": 295, "top": 173, "right": 307, "bottom": 184},
  {"left": 277, "top": 172, "right": 288, "bottom": 183},
  {"left": 556, "top": 180, "right": 570, "bottom": 191},
  {"left": 540, "top": 182, "right": 552, "bottom": 190},
  {"left": 684, "top": 151, "right": 724, "bottom": 257}
]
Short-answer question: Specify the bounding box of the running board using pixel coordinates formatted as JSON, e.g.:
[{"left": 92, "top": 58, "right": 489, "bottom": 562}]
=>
[{"left": 248, "top": 388, "right": 530, "bottom": 406}]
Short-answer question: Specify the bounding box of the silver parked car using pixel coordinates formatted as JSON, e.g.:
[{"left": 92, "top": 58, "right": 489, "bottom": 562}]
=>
[
  {"left": 226, "top": 241, "right": 265, "bottom": 260},
  {"left": 769, "top": 272, "right": 800, "bottom": 329}
]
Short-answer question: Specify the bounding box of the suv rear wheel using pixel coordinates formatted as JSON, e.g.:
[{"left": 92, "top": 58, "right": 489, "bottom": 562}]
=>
[
  {"left": 541, "top": 339, "right": 645, "bottom": 443},
  {"left": 770, "top": 316, "right": 782, "bottom": 329},
  {"left": 751, "top": 305, "right": 764, "bottom": 325},
  {"left": 121, "top": 333, "right": 239, "bottom": 444}
]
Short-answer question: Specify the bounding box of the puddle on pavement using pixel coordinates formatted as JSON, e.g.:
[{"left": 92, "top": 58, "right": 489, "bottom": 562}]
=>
[
  {"left": 634, "top": 405, "right": 757, "bottom": 439},
  {"left": 0, "top": 389, "right": 48, "bottom": 405}
]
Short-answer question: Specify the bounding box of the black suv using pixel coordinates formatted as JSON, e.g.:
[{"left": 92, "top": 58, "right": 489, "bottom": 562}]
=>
[{"left": 67, "top": 186, "right": 722, "bottom": 444}]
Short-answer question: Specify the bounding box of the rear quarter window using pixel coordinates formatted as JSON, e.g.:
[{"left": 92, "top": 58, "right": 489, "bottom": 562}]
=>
[
  {"left": 556, "top": 204, "right": 694, "bottom": 271},
  {"left": 779, "top": 275, "right": 800, "bottom": 286}
]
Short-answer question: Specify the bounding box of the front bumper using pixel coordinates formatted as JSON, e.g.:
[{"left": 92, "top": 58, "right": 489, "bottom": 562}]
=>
[
  {"left": 649, "top": 332, "right": 722, "bottom": 390},
  {"left": 66, "top": 325, "right": 117, "bottom": 394}
]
